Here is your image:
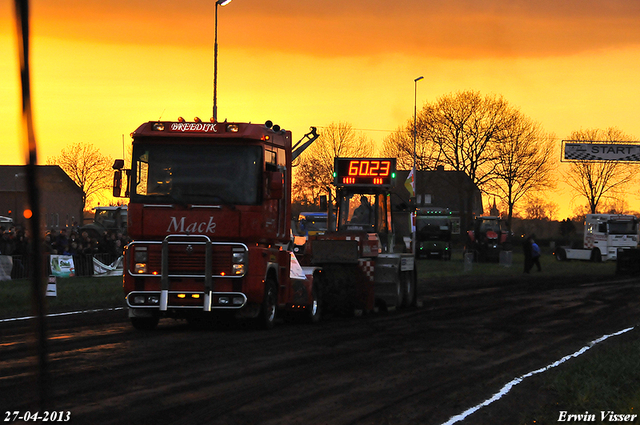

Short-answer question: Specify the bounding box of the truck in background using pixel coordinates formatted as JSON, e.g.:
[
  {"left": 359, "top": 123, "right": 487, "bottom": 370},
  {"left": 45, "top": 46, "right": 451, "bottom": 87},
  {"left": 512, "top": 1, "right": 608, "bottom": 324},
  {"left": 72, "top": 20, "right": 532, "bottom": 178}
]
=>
[
  {"left": 303, "top": 158, "right": 416, "bottom": 314},
  {"left": 0, "top": 216, "right": 13, "bottom": 229},
  {"left": 555, "top": 213, "right": 639, "bottom": 262},
  {"left": 81, "top": 206, "right": 128, "bottom": 239},
  {"left": 113, "top": 120, "right": 321, "bottom": 330},
  {"left": 297, "top": 212, "right": 328, "bottom": 237},
  {"left": 415, "top": 208, "right": 453, "bottom": 260}
]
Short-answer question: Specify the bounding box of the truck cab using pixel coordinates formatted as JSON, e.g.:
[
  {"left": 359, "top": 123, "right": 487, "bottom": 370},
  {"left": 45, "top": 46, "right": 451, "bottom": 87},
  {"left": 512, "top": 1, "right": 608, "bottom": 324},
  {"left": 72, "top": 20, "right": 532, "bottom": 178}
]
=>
[
  {"left": 415, "top": 208, "right": 453, "bottom": 260},
  {"left": 555, "top": 214, "right": 639, "bottom": 262},
  {"left": 115, "top": 120, "right": 320, "bottom": 329}
]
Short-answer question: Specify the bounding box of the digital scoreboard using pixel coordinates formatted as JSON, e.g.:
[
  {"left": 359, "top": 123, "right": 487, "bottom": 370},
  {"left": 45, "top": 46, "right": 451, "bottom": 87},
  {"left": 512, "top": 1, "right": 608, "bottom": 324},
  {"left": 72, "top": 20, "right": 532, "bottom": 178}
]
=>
[{"left": 334, "top": 158, "right": 396, "bottom": 187}]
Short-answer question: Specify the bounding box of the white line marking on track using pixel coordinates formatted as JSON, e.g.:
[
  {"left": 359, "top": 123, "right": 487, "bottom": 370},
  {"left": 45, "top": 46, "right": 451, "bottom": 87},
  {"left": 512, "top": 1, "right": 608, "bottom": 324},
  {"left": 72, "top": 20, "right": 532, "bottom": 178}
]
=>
[
  {"left": 440, "top": 326, "right": 635, "bottom": 425},
  {"left": 0, "top": 307, "right": 125, "bottom": 323}
]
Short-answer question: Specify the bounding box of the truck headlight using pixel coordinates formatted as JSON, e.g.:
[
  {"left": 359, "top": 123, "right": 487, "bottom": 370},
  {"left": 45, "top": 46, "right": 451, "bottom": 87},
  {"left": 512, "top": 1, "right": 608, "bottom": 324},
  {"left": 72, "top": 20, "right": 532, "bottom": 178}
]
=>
[
  {"left": 233, "top": 264, "right": 245, "bottom": 275},
  {"left": 232, "top": 251, "right": 246, "bottom": 263},
  {"left": 133, "top": 246, "right": 148, "bottom": 273},
  {"left": 134, "top": 246, "right": 148, "bottom": 262}
]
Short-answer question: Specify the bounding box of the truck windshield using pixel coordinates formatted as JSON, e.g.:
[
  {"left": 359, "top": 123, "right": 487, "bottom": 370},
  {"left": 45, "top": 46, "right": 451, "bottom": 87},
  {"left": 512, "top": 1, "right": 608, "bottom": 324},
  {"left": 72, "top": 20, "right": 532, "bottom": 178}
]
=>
[
  {"left": 417, "top": 217, "right": 450, "bottom": 232},
  {"left": 131, "top": 143, "right": 262, "bottom": 205},
  {"left": 608, "top": 220, "right": 638, "bottom": 235}
]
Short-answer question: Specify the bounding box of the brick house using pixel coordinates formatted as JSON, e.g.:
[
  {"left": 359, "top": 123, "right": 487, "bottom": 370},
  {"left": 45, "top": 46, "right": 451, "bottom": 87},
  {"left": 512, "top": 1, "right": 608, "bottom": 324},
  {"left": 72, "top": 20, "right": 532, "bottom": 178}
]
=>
[
  {"left": 392, "top": 166, "right": 484, "bottom": 242},
  {"left": 0, "top": 165, "right": 83, "bottom": 231}
]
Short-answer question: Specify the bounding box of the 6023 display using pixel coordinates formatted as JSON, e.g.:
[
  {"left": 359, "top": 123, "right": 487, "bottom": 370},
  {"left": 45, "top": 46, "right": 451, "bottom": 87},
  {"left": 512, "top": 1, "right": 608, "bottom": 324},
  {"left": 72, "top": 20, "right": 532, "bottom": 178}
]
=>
[{"left": 334, "top": 158, "right": 396, "bottom": 187}]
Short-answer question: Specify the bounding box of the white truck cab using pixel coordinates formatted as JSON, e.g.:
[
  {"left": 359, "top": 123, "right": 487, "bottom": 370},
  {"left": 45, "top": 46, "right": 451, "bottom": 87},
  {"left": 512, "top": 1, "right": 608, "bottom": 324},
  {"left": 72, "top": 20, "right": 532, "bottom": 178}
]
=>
[{"left": 557, "top": 214, "right": 639, "bottom": 262}]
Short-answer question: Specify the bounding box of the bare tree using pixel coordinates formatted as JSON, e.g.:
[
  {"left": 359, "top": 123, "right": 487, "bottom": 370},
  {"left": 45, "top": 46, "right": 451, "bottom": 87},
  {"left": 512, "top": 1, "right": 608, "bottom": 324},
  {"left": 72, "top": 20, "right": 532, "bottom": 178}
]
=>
[
  {"left": 381, "top": 91, "right": 511, "bottom": 180},
  {"left": 380, "top": 125, "right": 440, "bottom": 171},
  {"left": 421, "top": 91, "right": 515, "bottom": 188},
  {"left": 565, "top": 128, "right": 636, "bottom": 214},
  {"left": 486, "top": 110, "right": 556, "bottom": 228},
  {"left": 521, "top": 196, "right": 559, "bottom": 221},
  {"left": 47, "top": 142, "right": 114, "bottom": 210},
  {"left": 293, "top": 122, "right": 373, "bottom": 205}
]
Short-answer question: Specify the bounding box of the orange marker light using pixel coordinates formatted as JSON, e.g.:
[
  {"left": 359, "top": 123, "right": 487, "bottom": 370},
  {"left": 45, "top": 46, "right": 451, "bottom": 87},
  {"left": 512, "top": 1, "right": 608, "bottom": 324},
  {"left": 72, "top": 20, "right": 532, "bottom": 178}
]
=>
[{"left": 23, "top": 209, "right": 32, "bottom": 219}]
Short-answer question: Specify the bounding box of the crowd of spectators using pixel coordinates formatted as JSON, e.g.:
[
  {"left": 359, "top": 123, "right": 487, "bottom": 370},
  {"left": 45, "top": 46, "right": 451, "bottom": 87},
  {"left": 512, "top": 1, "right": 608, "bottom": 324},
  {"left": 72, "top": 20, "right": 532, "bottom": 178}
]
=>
[
  {"left": 0, "top": 226, "right": 29, "bottom": 257},
  {"left": 42, "top": 227, "right": 130, "bottom": 261},
  {"left": 0, "top": 225, "right": 130, "bottom": 258}
]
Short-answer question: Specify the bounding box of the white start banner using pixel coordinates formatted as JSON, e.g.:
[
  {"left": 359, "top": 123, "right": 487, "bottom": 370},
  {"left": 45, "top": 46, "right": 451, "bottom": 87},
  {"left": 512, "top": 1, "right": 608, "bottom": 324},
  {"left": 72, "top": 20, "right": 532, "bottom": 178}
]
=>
[{"left": 563, "top": 141, "right": 640, "bottom": 162}]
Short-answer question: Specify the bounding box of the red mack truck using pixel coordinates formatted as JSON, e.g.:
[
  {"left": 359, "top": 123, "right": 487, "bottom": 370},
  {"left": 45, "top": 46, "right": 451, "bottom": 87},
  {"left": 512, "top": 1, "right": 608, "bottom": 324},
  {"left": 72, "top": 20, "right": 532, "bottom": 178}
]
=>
[{"left": 113, "top": 119, "right": 321, "bottom": 330}]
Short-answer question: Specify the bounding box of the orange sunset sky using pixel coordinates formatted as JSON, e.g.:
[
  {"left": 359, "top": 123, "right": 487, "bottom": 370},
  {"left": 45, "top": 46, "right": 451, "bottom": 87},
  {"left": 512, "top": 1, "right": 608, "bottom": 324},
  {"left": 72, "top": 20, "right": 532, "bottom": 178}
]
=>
[{"left": 2, "top": 0, "right": 640, "bottom": 217}]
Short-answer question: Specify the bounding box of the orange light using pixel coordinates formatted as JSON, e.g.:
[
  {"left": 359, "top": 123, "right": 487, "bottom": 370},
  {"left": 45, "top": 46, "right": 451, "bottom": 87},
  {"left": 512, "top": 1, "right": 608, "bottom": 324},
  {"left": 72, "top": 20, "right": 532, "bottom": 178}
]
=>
[
  {"left": 220, "top": 272, "right": 226, "bottom": 276},
  {"left": 177, "top": 294, "right": 186, "bottom": 298},
  {"left": 192, "top": 294, "right": 200, "bottom": 299},
  {"left": 23, "top": 209, "right": 32, "bottom": 219},
  {"left": 152, "top": 271, "right": 158, "bottom": 275}
]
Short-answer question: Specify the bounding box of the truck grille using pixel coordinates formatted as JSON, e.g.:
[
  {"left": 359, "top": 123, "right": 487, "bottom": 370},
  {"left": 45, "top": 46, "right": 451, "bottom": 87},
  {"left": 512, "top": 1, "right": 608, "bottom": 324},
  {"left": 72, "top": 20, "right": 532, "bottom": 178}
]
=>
[{"left": 148, "top": 244, "right": 233, "bottom": 276}]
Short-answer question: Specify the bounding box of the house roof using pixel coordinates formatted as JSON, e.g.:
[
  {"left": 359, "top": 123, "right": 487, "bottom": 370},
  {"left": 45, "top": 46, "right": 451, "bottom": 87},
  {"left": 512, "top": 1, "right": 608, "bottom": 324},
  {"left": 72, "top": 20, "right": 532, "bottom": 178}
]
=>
[{"left": 0, "top": 165, "right": 83, "bottom": 195}]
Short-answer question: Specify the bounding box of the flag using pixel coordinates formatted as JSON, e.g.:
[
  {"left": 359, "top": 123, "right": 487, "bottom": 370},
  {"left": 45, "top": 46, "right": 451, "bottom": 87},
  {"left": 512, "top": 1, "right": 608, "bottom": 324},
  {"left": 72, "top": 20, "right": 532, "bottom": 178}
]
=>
[{"left": 405, "top": 167, "right": 415, "bottom": 197}]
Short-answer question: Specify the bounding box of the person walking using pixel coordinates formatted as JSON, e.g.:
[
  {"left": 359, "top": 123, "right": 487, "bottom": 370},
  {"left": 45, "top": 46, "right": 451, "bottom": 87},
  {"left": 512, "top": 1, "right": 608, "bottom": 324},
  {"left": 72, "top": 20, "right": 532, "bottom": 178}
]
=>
[{"left": 531, "top": 237, "right": 542, "bottom": 272}]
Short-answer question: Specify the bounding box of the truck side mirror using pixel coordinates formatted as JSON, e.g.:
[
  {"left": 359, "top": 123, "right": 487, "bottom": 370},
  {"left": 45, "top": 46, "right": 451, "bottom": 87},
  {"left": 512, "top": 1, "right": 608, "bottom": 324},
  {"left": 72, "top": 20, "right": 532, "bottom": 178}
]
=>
[
  {"left": 319, "top": 195, "right": 327, "bottom": 211},
  {"left": 113, "top": 170, "right": 122, "bottom": 197},
  {"left": 268, "top": 171, "right": 284, "bottom": 200}
]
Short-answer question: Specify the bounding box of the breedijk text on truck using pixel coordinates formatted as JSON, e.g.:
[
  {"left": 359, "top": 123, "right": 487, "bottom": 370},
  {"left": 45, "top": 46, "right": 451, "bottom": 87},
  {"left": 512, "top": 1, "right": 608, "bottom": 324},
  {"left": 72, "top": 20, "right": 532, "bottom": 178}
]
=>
[{"left": 113, "top": 119, "right": 321, "bottom": 330}]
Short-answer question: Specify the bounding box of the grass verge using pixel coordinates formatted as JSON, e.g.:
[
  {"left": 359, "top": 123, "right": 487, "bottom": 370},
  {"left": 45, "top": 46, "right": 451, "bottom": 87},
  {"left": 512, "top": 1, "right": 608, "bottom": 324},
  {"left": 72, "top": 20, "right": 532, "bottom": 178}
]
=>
[
  {"left": 0, "top": 275, "right": 124, "bottom": 319},
  {"left": 519, "top": 331, "right": 640, "bottom": 424},
  {"left": 418, "top": 248, "right": 618, "bottom": 290}
]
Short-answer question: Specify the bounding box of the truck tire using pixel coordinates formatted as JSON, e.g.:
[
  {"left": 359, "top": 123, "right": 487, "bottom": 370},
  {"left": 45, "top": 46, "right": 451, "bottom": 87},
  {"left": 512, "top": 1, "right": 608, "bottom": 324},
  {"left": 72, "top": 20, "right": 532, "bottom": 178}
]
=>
[
  {"left": 306, "top": 281, "right": 322, "bottom": 324},
  {"left": 401, "top": 271, "right": 416, "bottom": 308},
  {"left": 591, "top": 248, "right": 602, "bottom": 263},
  {"left": 257, "top": 280, "right": 277, "bottom": 330},
  {"left": 130, "top": 316, "right": 159, "bottom": 330}
]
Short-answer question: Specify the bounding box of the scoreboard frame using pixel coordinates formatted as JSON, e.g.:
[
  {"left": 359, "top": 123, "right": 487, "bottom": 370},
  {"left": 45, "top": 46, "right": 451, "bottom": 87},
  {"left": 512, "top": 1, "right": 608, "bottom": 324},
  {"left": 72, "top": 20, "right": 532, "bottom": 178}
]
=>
[{"left": 333, "top": 158, "right": 397, "bottom": 187}]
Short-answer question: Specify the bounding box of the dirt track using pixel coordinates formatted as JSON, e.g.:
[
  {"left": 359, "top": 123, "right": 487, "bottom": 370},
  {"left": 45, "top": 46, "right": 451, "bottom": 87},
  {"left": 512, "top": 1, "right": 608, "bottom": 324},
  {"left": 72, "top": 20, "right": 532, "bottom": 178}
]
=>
[{"left": 2, "top": 272, "right": 639, "bottom": 425}]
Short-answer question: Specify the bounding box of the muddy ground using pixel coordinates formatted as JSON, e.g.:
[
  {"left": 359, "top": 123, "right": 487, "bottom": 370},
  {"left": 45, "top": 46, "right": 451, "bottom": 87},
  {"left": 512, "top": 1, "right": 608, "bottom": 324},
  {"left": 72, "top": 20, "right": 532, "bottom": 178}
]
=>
[{"left": 1, "top": 272, "right": 639, "bottom": 425}]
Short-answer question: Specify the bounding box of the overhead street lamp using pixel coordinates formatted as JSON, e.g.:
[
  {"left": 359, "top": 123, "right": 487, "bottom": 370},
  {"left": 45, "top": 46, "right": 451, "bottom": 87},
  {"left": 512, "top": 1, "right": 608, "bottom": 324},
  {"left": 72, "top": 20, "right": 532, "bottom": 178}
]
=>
[
  {"left": 213, "top": 0, "right": 233, "bottom": 121},
  {"left": 413, "top": 76, "right": 424, "bottom": 180}
]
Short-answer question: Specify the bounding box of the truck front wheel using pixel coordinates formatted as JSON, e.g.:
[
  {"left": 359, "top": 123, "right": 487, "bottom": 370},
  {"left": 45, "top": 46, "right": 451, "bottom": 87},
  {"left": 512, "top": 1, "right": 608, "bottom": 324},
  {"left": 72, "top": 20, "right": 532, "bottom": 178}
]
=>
[
  {"left": 591, "top": 248, "right": 602, "bottom": 263},
  {"left": 257, "top": 280, "right": 277, "bottom": 330},
  {"left": 306, "top": 281, "right": 322, "bottom": 324}
]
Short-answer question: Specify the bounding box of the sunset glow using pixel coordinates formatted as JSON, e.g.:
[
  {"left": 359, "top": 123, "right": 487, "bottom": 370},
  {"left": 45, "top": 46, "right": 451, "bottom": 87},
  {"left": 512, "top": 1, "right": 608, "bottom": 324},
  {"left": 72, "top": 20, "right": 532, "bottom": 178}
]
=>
[{"left": 3, "top": 0, "right": 640, "bottom": 217}]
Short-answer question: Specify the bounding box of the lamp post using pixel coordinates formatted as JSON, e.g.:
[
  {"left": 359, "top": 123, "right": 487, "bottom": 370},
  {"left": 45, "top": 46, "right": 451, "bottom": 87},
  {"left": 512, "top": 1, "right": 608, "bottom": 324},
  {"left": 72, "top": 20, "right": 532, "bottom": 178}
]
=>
[
  {"left": 213, "top": 0, "right": 233, "bottom": 121},
  {"left": 413, "top": 76, "right": 424, "bottom": 174}
]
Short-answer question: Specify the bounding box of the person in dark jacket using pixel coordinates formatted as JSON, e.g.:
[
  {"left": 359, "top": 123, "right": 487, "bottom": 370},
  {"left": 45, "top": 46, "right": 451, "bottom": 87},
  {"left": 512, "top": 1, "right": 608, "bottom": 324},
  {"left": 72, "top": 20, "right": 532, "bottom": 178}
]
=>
[{"left": 530, "top": 237, "right": 542, "bottom": 272}]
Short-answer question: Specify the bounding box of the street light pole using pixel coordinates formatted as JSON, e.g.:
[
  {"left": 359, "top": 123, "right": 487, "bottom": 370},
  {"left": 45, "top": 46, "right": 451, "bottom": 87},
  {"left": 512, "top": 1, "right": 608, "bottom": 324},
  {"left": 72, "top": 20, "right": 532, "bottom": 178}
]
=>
[
  {"left": 213, "top": 0, "right": 233, "bottom": 121},
  {"left": 413, "top": 76, "right": 424, "bottom": 173}
]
